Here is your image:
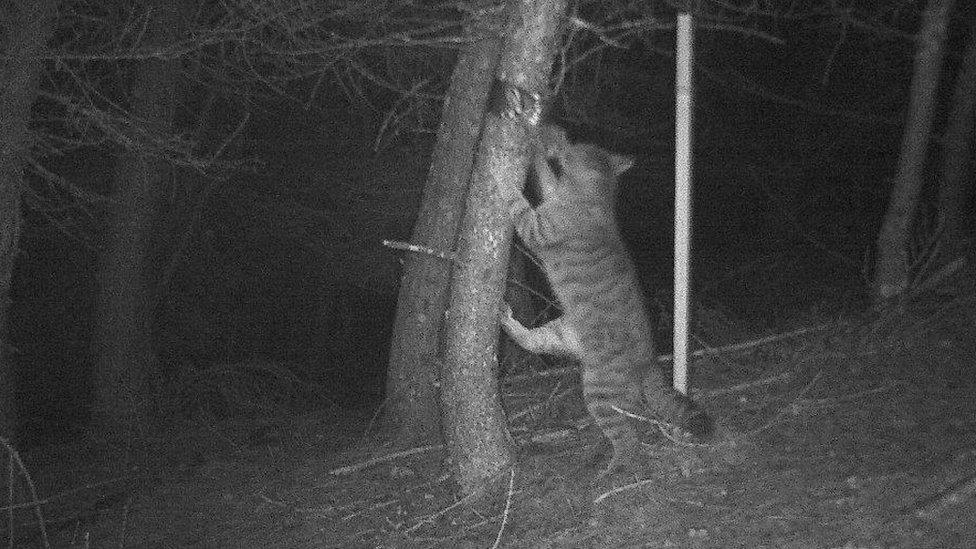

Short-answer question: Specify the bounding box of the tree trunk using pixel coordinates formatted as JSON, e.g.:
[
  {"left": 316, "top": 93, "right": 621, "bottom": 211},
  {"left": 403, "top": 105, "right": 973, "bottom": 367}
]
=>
[
  {"left": 872, "top": 0, "right": 954, "bottom": 304},
  {"left": 0, "top": 0, "right": 58, "bottom": 442},
  {"left": 440, "top": 0, "right": 567, "bottom": 496},
  {"left": 92, "top": 0, "right": 183, "bottom": 435},
  {"left": 937, "top": 16, "right": 976, "bottom": 241},
  {"left": 383, "top": 35, "right": 502, "bottom": 446}
]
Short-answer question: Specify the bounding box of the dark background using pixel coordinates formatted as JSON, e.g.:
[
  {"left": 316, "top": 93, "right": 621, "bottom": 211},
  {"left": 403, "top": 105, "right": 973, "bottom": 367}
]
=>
[{"left": 9, "top": 3, "right": 974, "bottom": 447}]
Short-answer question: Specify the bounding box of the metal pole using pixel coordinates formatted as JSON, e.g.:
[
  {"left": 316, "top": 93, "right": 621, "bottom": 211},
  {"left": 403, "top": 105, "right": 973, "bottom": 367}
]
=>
[{"left": 673, "top": 13, "right": 694, "bottom": 395}]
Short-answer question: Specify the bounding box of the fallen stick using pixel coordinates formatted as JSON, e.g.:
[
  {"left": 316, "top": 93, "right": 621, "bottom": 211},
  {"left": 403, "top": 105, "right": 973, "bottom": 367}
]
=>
[
  {"left": 914, "top": 472, "right": 976, "bottom": 519},
  {"left": 329, "top": 444, "right": 443, "bottom": 476}
]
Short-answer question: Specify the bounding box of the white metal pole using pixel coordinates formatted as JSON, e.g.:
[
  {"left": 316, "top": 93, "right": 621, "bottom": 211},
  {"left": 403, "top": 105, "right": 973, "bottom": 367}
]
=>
[{"left": 673, "top": 13, "right": 694, "bottom": 395}]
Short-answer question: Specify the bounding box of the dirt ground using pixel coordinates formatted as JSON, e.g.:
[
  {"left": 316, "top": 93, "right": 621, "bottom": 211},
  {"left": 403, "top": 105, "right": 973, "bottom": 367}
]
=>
[{"left": 4, "top": 279, "right": 976, "bottom": 548}]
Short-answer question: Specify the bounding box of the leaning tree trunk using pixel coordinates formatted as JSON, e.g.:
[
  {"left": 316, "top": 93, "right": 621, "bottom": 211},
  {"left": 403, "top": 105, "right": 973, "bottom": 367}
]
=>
[
  {"left": 0, "top": 0, "right": 58, "bottom": 442},
  {"left": 384, "top": 34, "right": 502, "bottom": 447},
  {"left": 872, "top": 0, "right": 954, "bottom": 305},
  {"left": 92, "top": 0, "right": 182, "bottom": 435},
  {"left": 937, "top": 16, "right": 976, "bottom": 241},
  {"left": 440, "top": 0, "right": 567, "bottom": 496}
]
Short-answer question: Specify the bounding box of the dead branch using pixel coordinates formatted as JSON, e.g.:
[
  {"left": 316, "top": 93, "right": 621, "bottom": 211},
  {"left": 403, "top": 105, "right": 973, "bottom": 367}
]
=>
[
  {"left": 507, "top": 382, "right": 574, "bottom": 424},
  {"left": 914, "top": 472, "right": 976, "bottom": 519},
  {"left": 706, "top": 371, "right": 795, "bottom": 396},
  {"left": 489, "top": 468, "right": 517, "bottom": 549},
  {"left": 0, "top": 437, "right": 50, "bottom": 547},
  {"left": 382, "top": 239, "right": 457, "bottom": 261},
  {"left": 329, "top": 444, "right": 443, "bottom": 476}
]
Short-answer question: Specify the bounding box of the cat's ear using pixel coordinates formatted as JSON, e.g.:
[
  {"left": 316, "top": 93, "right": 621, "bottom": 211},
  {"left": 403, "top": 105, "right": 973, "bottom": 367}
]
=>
[{"left": 608, "top": 153, "right": 634, "bottom": 177}]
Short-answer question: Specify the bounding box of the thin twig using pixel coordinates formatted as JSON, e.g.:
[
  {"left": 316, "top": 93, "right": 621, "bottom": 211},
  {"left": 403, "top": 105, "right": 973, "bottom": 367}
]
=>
[
  {"left": 405, "top": 488, "right": 478, "bottom": 535},
  {"left": 707, "top": 372, "right": 795, "bottom": 396},
  {"left": 914, "top": 472, "right": 976, "bottom": 519},
  {"left": 749, "top": 371, "right": 823, "bottom": 434},
  {"left": 382, "top": 239, "right": 457, "bottom": 261},
  {"left": 489, "top": 467, "right": 516, "bottom": 549},
  {"left": 117, "top": 497, "right": 132, "bottom": 549},
  {"left": 0, "top": 437, "right": 49, "bottom": 548},
  {"left": 508, "top": 382, "right": 573, "bottom": 423},
  {"left": 793, "top": 383, "right": 901, "bottom": 411},
  {"left": 593, "top": 477, "right": 655, "bottom": 505},
  {"left": 611, "top": 406, "right": 709, "bottom": 447},
  {"left": 328, "top": 444, "right": 443, "bottom": 476}
]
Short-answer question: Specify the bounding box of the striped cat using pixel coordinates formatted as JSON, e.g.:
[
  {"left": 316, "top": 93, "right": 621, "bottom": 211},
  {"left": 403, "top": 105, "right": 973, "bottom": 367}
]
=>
[{"left": 501, "top": 124, "right": 713, "bottom": 477}]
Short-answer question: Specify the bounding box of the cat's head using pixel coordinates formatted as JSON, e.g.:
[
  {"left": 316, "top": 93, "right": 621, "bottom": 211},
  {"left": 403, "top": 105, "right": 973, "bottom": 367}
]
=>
[{"left": 539, "top": 140, "right": 633, "bottom": 206}]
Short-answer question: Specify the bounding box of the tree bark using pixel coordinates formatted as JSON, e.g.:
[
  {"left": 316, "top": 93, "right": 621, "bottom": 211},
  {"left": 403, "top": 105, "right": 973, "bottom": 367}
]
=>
[
  {"left": 872, "top": 0, "right": 954, "bottom": 304},
  {"left": 440, "top": 0, "right": 567, "bottom": 496},
  {"left": 937, "top": 16, "right": 976, "bottom": 241},
  {"left": 92, "top": 0, "right": 183, "bottom": 435},
  {"left": 383, "top": 33, "right": 501, "bottom": 447},
  {"left": 0, "top": 0, "right": 58, "bottom": 442}
]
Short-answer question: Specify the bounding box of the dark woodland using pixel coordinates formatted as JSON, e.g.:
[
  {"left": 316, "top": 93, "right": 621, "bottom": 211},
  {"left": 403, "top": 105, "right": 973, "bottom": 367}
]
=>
[{"left": 1, "top": 0, "right": 976, "bottom": 547}]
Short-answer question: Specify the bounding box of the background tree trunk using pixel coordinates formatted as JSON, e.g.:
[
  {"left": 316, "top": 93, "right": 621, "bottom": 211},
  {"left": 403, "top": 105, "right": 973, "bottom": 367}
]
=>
[
  {"left": 0, "top": 0, "right": 58, "bottom": 442},
  {"left": 937, "top": 16, "right": 976, "bottom": 241},
  {"left": 383, "top": 34, "right": 502, "bottom": 447},
  {"left": 92, "top": 0, "right": 183, "bottom": 435},
  {"left": 872, "top": 0, "right": 954, "bottom": 304},
  {"left": 440, "top": 0, "right": 567, "bottom": 496}
]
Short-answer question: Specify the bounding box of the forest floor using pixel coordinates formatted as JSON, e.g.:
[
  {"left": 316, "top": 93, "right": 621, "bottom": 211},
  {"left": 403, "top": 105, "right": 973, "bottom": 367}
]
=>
[{"left": 5, "top": 272, "right": 976, "bottom": 548}]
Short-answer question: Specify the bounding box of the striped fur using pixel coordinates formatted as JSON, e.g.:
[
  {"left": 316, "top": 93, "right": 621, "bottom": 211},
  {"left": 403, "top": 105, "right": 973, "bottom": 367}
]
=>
[{"left": 501, "top": 124, "right": 712, "bottom": 477}]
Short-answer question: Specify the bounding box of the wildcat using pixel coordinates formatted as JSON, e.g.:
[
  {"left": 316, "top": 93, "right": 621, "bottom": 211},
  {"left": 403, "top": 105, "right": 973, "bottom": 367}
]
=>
[{"left": 500, "top": 124, "right": 713, "bottom": 477}]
